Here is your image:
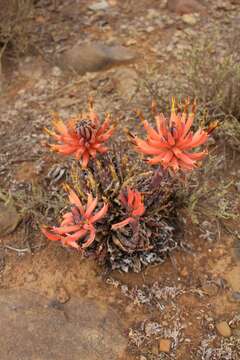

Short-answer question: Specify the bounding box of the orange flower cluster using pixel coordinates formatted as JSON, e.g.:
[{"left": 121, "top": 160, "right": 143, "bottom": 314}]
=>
[
  {"left": 41, "top": 186, "right": 108, "bottom": 250},
  {"left": 133, "top": 99, "right": 209, "bottom": 171},
  {"left": 112, "top": 188, "right": 145, "bottom": 230},
  {"left": 45, "top": 100, "right": 114, "bottom": 168}
]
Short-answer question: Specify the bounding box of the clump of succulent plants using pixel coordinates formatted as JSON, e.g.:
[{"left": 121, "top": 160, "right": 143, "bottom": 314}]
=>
[{"left": 42, "top": 98, "right": 216, "bottom": 272}]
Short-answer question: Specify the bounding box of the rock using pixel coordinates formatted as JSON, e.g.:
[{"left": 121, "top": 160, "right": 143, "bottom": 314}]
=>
[
  {"left": 182, "top": 13, "right": 199, "bottom": 25},
  {"left": 88, "top": 0, "right": 109, "bottom": 11},
  {"left": 24, "top": 273, "right": 38, "bottom": 283},
  {"left": 52, "top": 66, "right": 62, "bottom": 77},
  {"left": 0, "top": 196, "right": 20, "bottom": 237},
  {"left": 232, "top": 291, "right": 240, "bottom": 301},
  {"left": 126, "top": 39, "right": 137, "bottom": 46},
  {"left": 159, "top": 339, "right": 171, "bottom": 353},
  {"left": 58, "top": 43, "right": 137, "bottom": 75},
  {"left": 55, "top": 286, "right": 70, "bottom": 304},
  {"left": 216, "top": 321, "right": 232, "bottom": 337},
  {"left": 0, "top": 289, "right": 127, "bottom": 360},
  {"left": 147, "top": 8, "right": 159, "bottom": 19},
  {"left": 167, "top": 0, "right": 205, "bottom": 15},
  {"left": 145, "top": 26, "right": 155, "bottom": 33}
]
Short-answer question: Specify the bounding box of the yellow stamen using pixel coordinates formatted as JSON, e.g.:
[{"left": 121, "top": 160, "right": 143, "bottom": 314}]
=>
[
  {"left": 171, "top": 97, "right": 176, "bottom": 114},
  {"left": 62, "top": 183, "right": 71, "bottom": 192},
  {"left": 44, "top": 127, "right": 56, "bottom": 137}
]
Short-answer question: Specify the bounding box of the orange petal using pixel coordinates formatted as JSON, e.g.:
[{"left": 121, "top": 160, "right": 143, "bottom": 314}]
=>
[
  {"left": 64, "top": 229, "right": 87, "bottom": 244},
  {"left": 66, "top": 187, "right": 85, "bottom": 215},
  {"left": 41, "top": 226, "right": 61, "bottom": 241},
  {"left": 135, "top": 138, "right": 166, "bottom": 155},
  {"left": 132, "top": 204, "right": 145, "bottom": 216},
  {"left": 81, "top": 151, "right": 90, "bottom": 168},
  {"left": 50, "top": 144, "right": 78, "bottom": 155},
  {"left": 97, "top": 127, "right": 114, "bottom": 142},
  {"left": 93, "top": 143, "right": 108, "bottom": 153},
  {"left": 90, "top": 203, "right": 108, "bottom": 223},
  {"left": 155, "top": 114, "right": 168, "bottom": 137},
  {"left": 148, "top": 138, "right": 170, "bottom": 149},
  {"left": 85, "top": 195, "right": 98, "bottom": 218},
  {"left": 89, "top": 148, "right": 97, "bottom": 158},
  {"left": 167, "top": 131, "right": 175, "bottom": 146},
  {"left": 159, "top": 116, "right": 168, "bottom": 138},
  {"left": 169, "top": 156, "right": 179, "bottom": 171},
  {"left": 161, "top": 150, "right": 174, "bottom": 165},
  {"left": 111, "top": 217, "right": 135, "bottom": 230},
  {"left": 127, "top": 188, "right": 135, "bottom": 207},
  {"left": 96, "top": 115, "right": 110, "bottom": 136},
  {"left": 60, "top": 218, "right": 74, "bottom": 227},
  {"left": 142, "top": 120, "right": 162, "bottom": 141},
  {"left": 187, "top": 151, "right": 207, "bottom": 160},
  {"left": 181, "top": 113, "right": 194, "bottom": 138},
  {"left": 75, "top": 147, "right": 85, "bottom": 160},
  {"left": 52, "top": 224, "right": 81, "bottom": 235},
  {"left": 172, "top": 148, "right": 195, "bottom": 166},
  {"left": 185, "top": 130, "right": 208, "bottom": 149},
  {"left": 82, "top": 226, "right": 96, "bottom": 249}
]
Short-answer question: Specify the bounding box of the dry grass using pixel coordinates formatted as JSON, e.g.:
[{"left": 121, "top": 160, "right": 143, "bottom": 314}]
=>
[
  {"left": 140, "top": 32, "right": 240, "bottom": 151},
  {"left": 13, "top": 181, "right": 67, "bottom": 231},
  {"left": 0, "top": 0, "right": 33, "bottom": 62},
  {"left": 183, "top": 37, "right": 240, "bottom": 121}
]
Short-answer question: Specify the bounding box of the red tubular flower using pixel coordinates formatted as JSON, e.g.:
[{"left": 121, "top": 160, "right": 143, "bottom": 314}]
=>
[
  {"left": 45, "top": 100, "right": 114, "bottom": 168},
  {"left": 41, "top": 186, "right": 108, "bottom": 250},
  {"left": 112, "top": 188, "right": 145, "bottom": 230},
  {"left": 132, "top": 98, "right": 210, "bottom": 172}
]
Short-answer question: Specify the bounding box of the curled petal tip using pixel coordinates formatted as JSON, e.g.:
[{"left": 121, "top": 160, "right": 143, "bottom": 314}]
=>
[{"left": 171, "top": 97, "right": 175, "bottom": 112}]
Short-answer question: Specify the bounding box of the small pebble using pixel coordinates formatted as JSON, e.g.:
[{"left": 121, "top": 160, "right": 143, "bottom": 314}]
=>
[
  {"left": 180, "top": 266, "right": 188, "bottom": 277},
  {"left": 126, "top": 39, "right": 137, "bottom": 46},
  {"left": 88, "top": 0, "right": 109, "bottom": 11},
  {"left": 159, "top": 339, "right": 171, "bottom": 353},
  {"left": 216, "top": 321, "right": 231, "bottom": 337},
  {"left": 56, "top": 287, "right": 70, "bottom": 304},
  {"left": 231, "top": 291, "right": 240, "bottom": 302},
  {"left": 145, "top": 26, "right": 155, "bottom": 33},
  {"left": 182, "top": 13, "right": 199, "bottom": 25}
]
